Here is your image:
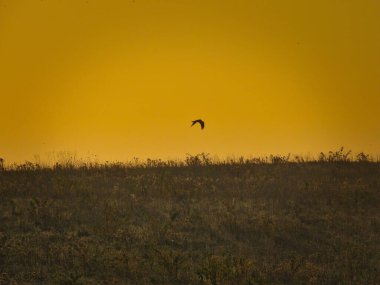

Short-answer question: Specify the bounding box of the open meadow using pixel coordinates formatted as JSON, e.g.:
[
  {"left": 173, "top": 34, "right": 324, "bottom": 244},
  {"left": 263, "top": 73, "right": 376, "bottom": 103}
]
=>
[{"left": 0, "top": 153, "right": 379, "bottom": 284}]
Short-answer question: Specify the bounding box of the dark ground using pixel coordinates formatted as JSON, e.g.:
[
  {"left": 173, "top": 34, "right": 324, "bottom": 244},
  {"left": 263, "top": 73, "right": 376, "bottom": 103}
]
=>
[{"left": 0, "top": 161, "right": 379, "bottom": 284}]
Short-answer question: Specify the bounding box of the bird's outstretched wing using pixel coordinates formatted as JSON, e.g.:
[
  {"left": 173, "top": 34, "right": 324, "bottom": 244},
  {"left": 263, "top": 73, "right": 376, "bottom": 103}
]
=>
[{"left": 191, "top": 119, "right": 205, "bottom": 129}]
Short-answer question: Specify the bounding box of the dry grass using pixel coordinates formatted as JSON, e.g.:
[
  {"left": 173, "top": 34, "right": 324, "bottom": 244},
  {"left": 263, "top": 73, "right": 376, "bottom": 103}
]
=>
[{"left": 0, "top": 152, "right": 379, "bottom": 284}]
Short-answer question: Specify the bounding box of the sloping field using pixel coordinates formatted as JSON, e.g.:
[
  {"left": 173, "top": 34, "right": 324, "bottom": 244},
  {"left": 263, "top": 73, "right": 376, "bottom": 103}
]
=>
[{"left": 0, "top": 162, "right": 379, "bottom": 284}]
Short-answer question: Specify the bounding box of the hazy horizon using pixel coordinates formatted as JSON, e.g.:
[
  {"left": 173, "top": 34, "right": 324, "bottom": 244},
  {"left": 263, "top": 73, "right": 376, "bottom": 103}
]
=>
[{"left": 1, "top": 147, "right": 379, "bottom": 166}]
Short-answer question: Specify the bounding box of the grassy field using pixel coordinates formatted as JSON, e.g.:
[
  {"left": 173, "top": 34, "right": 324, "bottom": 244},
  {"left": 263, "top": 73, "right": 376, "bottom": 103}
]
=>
[{"left": 0, "top": 153, "right": 379, "bottom": 284}]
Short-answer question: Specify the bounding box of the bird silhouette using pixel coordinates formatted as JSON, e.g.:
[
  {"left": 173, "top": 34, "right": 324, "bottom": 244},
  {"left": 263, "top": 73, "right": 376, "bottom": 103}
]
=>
[{"left": 191, "top": 119, "right": 205, "bottom": 129}]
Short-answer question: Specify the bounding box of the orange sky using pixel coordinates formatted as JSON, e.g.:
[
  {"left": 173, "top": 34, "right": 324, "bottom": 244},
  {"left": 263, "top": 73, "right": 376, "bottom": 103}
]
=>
[{"left": 1, "top": 0, "right": 379, "bottom": 163}]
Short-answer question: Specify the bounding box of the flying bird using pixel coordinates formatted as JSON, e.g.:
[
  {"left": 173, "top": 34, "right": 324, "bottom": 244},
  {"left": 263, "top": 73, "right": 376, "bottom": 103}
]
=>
[{"left": 191, "top": 119, "right": 205, "bottom": 130}]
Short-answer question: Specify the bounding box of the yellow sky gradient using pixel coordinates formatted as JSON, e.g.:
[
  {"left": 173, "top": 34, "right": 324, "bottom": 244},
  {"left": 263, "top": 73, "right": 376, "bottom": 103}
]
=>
[{"left": 1, "top": 0, "right": 379, "bottom": 163}]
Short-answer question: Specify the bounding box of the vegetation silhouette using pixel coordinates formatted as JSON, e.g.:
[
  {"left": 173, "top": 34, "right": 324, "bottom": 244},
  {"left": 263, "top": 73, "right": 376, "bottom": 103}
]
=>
[{"left": 0, "top": 148, "right": 379, "bottom": 284}]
